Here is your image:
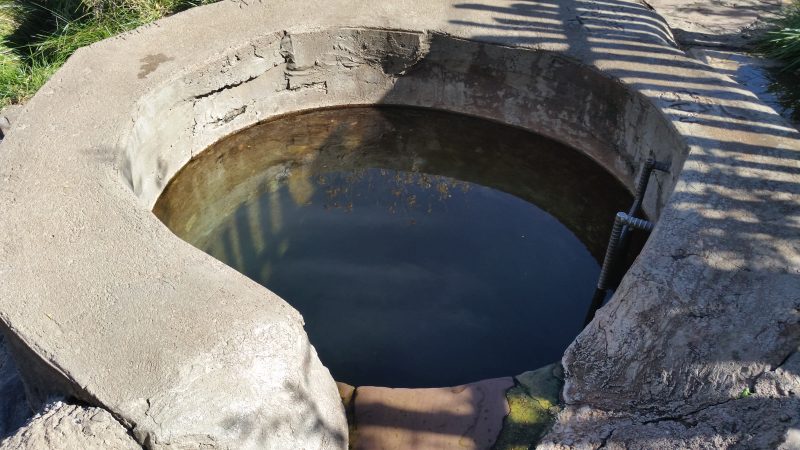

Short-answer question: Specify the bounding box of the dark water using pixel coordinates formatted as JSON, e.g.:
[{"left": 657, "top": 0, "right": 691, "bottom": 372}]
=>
[
  {"left": 154, "top": 106, "right": 635, "bottom": 388},
  {"left": 766, "top": 66, "right": 800, "bottom": 127}
]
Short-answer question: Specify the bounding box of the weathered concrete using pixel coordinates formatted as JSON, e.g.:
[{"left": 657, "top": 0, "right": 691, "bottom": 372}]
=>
[
  {"left": 541, "top": 391, "right": 800, "bottom": 449},
  {"left": 331, "top": 365, "right": 562, "bottom": 449},
  {"left": 0, "top": 402, "right": 141, "bottom": 450},
  {"left": 0, "top": 0, "right": 798, "bottom": 448},
  {"left": 645, "top": 0, "right": 790, "bottom": 48},
  {"left": 687, "top": 47, "right": 799, "bottom": 127}
]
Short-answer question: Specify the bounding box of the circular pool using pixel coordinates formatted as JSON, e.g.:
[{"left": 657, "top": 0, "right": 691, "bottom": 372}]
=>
[{"left": 154, "top": 106, "right": 637, "bottom": 387}]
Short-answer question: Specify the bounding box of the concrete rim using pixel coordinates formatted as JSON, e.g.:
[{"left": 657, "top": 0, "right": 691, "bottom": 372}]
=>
[{"left": 1, "top": 0, "right": 798, "bottom": 447}]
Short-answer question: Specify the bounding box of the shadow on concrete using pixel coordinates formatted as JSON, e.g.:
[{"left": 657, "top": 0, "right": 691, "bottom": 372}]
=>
[
  {"left": 217, "top": 340, "right": 347, "bottom": 448},
  {"left": 142, "top": 0, "right": 800, "bottom": 447},
  {"left": 443, "top": 0, "right": 800, "bottom": 447}
]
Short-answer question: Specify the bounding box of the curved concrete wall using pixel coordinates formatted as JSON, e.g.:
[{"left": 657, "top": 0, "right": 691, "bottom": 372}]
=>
[
  {"left": 1, "top": 0, "right": 798, "bottom": 448},
  {"left": 127, "top": 29, "right": 684, "bottom": 221}
]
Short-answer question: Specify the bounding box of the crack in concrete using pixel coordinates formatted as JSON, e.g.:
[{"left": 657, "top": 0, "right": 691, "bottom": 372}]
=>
[
  {"left": 285, "top": 80, "right": 329, "bottom": 93},
  {"left": 192, "top": 74, "right": 260, "bottom": 100},
  {"left": 640, "top": 397, "right": 736, "bottom": 426}
]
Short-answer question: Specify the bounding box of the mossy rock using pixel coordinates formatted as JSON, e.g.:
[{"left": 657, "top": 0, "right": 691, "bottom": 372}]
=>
[{"left": 492, "top": 363, "right": 563, "bottom": 450}]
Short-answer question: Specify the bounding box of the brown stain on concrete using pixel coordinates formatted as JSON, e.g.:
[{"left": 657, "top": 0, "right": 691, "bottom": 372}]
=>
[{"left": 138, "top": 53, "right": 173, "bottom": 79}]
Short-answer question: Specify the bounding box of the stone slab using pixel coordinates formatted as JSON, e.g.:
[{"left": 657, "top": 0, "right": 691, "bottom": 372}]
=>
[{"left": 353, "top": 378, "right": 513, "bottom": 450}]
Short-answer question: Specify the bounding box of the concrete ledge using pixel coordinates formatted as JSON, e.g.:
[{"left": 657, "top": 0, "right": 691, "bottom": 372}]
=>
[{"left": 0, "top": 0, "right": 798, "bottom": 448}]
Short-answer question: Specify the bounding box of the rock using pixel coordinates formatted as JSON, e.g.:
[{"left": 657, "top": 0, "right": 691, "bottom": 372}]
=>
[
  {"left": 538, "top": 406, "right": 631, "bottom": 449},
  {"left": 494, "top": 364, "right": 563, "bottom": 450},
  {"left": 0, "top": 105, "right": 21, "bottom": 141},
  {"left": 515, "top": 364, "right": 563, "bottom": 401},
  {"left": 0, "top": 402, "right": 142, "bottom": 450},
  {"left": 0, "top": 118, "right": 9, "bottom": 140},
  {"left": 539, "top": 396, "right": 800, "bottom": 449}
]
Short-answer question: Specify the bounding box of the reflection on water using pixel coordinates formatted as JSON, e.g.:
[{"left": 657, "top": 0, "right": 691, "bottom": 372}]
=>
[{"left": 154, "top": 106, "right": 635, "bottom": 387}]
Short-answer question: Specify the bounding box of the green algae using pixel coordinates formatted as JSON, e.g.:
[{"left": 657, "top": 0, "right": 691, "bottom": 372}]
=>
[{"left": 493, "top": 364, "right": 563, "bottom": 450}]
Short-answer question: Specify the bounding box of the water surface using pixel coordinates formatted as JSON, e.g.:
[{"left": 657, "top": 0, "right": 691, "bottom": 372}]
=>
[{"left": 155, "top": 107, "right": 634, "bottom": 387}]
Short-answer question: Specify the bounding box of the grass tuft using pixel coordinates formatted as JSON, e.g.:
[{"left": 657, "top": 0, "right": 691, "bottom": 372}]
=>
[
  {"left": 0, "top": 0, "right": 218, "bottom": 108},
  {"left": 760, "top": 1, "right": 800, "bottom": 72}
]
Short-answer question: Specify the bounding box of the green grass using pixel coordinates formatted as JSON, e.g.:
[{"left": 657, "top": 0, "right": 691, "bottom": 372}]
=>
[
  {"left": 0, "top": 0, "right": 218, "bottom": 108},
  {"left": 761, "top": 1, "right": 800, "bottom": 73}
]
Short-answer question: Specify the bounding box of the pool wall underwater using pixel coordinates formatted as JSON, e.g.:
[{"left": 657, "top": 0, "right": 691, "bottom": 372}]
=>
[{"left": 0, "top": 0, "right": 799, "bottom": 449}]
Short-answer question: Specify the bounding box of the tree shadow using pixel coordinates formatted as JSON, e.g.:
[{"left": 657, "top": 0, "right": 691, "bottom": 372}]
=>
[
  {"left": 444, "top": 0, "right": 800, "bottom": 447},
  {"left": 216, "top": 339, "right": 347, "bottom": 448},
  {"left": 64, "top": 1, "right": 800, "bottom": 448}
]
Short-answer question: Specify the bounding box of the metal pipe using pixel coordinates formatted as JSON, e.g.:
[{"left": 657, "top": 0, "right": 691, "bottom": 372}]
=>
[
  {"left": 621, "top": 157, "right": 669, "bottom": 239},
  {"left": 598, "top": 212, "right": 653, "bottom": 291},
  {"left": 584, "top": 212, "right": 654, "bottom": 326},
  {"left": 584, "top": 157, "right": 668, "bottom": 326},
  {"left": 617, "top": 157, "right": 670, "bottom": 279},
  {"left": 630, "top": 157, "right": 656, "bottom": 216},
  {"left": 631, "top": 157, "right": 669, "bottom": 217}
]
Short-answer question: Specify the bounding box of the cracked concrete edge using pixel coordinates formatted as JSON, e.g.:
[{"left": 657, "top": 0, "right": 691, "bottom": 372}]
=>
[
  {"left": 538, "top": 396, "right": 800, "bottom": 449},
  {"left": 551, "top": 318, "right": 800, "bottom": 447}
]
